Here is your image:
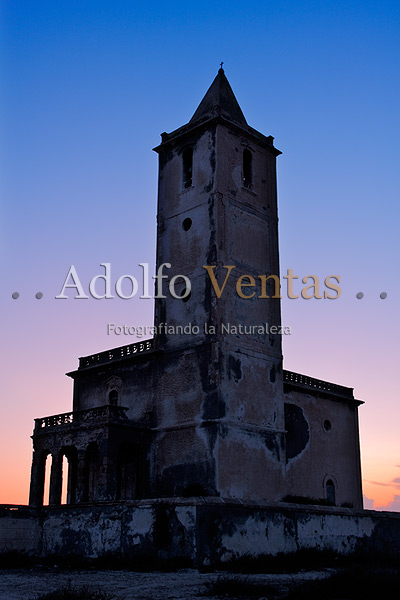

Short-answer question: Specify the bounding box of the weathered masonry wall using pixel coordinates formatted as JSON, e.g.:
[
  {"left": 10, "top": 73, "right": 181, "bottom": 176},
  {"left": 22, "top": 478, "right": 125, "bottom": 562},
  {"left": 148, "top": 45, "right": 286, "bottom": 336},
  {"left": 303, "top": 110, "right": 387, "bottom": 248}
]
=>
[{"left": 1, "top": 501, "right": 400, "bottom": 565}]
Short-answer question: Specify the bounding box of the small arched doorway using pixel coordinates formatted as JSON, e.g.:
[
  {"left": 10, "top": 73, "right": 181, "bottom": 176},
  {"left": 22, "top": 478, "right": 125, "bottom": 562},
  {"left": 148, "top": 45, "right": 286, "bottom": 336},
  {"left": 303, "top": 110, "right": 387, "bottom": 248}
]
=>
[
  {"left": 325, "top": 478, "right": 336, "bottom": 505},
  {"left": 108, "top": 390, "right": 118, "bottom": 406}
]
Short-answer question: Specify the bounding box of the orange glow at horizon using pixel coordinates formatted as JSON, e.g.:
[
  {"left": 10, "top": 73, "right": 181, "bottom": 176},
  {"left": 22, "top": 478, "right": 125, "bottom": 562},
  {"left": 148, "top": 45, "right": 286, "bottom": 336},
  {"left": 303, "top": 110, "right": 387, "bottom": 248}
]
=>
[{"left": 61, "top": 456, "right": 69, "bottom": 505}]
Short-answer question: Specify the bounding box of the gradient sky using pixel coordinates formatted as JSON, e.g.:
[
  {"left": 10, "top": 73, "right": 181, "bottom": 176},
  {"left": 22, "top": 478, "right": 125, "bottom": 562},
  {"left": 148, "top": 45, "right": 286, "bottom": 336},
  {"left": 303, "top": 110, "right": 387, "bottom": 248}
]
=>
[{"left": 1, "top": 0, "right": 399, "bottom": 510}]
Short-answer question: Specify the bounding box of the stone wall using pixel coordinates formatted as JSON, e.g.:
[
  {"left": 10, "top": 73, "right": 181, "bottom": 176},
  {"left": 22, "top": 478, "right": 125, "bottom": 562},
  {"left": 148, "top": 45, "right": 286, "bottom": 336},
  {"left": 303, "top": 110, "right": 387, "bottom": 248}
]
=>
[{"left": 1, "top": 500, "right": 399, "bottom": 566}]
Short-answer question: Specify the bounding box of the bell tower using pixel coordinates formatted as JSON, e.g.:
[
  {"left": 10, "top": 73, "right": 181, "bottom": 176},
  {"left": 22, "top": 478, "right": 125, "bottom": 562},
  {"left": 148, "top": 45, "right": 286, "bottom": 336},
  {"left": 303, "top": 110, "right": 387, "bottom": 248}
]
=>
[
  {"left": 152, "top": 69, "right": 286, "bottom": 500},
  {"left": 27, "top": 69, "right": 364, "bottom": 517}
]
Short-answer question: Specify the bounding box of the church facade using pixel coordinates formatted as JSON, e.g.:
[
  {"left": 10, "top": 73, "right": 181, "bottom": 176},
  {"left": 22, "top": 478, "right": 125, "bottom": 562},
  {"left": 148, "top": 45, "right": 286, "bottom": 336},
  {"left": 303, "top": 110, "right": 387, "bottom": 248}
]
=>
[{"left": 29, "top": 69, "right": 363, "bottom": 510}]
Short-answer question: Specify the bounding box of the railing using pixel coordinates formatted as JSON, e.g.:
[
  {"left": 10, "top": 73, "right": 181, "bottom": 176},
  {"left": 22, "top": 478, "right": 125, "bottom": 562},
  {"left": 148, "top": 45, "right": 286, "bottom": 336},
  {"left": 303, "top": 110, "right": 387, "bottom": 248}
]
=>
[
  {"left": 283, "top": 370, "right": 353, "bottom": 399},
  {"left": 34, "top": 405, "right": 129, "bottom": 431},
  {"left": 79, "top": 339, "right": 154, "bottom": 370}
]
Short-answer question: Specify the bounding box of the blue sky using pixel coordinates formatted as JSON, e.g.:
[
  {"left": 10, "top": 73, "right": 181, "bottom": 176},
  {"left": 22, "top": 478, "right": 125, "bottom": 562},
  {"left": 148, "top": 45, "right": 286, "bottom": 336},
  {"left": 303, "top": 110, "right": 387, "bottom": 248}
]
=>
[{"left": 1, "top": 0, "right": 399, "bottom": 507}]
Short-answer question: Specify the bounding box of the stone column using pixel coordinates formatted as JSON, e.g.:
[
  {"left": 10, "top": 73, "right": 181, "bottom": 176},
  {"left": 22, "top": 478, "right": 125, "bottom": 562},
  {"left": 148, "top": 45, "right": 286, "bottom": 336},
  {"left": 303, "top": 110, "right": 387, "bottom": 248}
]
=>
[
  {"left": 29, "top": 448, "right": 46, "bottom": 506},
  {"left": 75, "top": 449, "right": 87, "bottom": 504},
  {"left": 49, "top": 451, "right": 63, "bottom": 505},
  {"left": 97, "top": 433, "right": 118, "bottom": 501},
  {"left": 67, "top": 452, "right": 78, "bottom": 505}
]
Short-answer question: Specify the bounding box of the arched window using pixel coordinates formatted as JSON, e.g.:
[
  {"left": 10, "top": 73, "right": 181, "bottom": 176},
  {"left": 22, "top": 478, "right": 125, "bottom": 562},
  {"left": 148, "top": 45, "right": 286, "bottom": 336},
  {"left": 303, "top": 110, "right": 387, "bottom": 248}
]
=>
[
  {"left": 109, "top": 390, "right": 118, "bottom": 406},
  {"left": 326, "top": 479, "right": 336, "bottom": 505},
  {"left": 182, "top": 148, "right": 193, "bottom": 188},
  {"left": 243, "top": 148, "right": 253, "bottom": 189}
]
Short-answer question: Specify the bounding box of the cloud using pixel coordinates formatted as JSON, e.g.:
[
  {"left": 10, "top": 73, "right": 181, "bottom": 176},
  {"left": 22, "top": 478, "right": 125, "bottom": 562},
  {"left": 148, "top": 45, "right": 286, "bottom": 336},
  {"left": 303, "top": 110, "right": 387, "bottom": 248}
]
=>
[
  {"left": 364, "top": 479, "right": 393, "bottom": 487},
  {"left": 362, "top": 494, "right": 374, "bottom": 510},
  {"left": 392, "top": 477, "right": 400, "bottom": 486},
  {"left": 374, "top": 495, "right": 400, "bottom": 512}
]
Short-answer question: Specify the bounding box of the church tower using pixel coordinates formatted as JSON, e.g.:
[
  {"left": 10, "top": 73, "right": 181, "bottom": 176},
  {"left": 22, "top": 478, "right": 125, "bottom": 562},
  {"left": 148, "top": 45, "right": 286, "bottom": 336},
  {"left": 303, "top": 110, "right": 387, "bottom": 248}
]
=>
[
  {"left": 152, "top": 69, "right": 286, "bottom": 500},
  {"left": 28, "top": 68, "right": 363, "bottom": 511}
]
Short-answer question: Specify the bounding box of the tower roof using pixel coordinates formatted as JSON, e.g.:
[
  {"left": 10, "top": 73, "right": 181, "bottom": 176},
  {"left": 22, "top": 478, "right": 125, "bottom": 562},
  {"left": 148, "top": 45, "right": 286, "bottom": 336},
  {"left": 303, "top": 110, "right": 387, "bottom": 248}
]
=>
[
  {"left": 190, "top": 68, "right": 247, "bottom": 126},
  {"left": 155, "top": 68, "right": 280, "bottom": 156}
]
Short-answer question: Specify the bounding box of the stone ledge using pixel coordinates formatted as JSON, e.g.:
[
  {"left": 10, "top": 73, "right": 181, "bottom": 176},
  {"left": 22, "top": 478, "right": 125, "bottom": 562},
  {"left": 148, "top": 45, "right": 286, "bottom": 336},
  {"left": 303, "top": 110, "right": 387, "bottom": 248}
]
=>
[{"left": 2, "top": 499, "right": 400, "bottom": 519}]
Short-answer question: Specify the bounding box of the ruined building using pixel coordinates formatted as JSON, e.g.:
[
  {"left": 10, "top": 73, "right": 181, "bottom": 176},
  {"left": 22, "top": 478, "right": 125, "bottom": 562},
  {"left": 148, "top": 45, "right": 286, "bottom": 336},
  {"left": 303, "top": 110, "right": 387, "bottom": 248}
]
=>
[{"left": 29, "top": 69, "right": 363, "bottom": 510}]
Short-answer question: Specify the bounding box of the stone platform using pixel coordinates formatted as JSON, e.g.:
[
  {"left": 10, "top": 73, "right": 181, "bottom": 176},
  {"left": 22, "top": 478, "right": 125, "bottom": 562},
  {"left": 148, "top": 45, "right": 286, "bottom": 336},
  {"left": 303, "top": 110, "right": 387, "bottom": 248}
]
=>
[{"left": 1, "top": 499, "right": 399, "bottom": 566}]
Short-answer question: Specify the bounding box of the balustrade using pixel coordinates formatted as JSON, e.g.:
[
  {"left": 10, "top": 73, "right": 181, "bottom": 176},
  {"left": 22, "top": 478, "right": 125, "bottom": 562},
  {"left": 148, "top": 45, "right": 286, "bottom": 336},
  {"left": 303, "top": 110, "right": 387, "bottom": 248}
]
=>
[{"left": 34, "top": 405, "right": 129, "bottom": 431}]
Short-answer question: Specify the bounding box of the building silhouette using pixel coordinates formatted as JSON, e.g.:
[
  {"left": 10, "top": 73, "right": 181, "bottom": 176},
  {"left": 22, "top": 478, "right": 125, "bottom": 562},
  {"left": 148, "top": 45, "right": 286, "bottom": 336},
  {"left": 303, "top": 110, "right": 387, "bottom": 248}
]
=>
[{"left": 29, "top": 69, "right": 363, "bottom": 510}]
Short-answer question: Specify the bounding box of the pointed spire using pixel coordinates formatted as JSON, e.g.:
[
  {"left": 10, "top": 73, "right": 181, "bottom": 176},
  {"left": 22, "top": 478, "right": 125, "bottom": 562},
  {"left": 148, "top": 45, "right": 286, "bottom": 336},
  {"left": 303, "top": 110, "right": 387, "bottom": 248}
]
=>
[{"left": 190, "top": 68, "right": 247, "bottom": 126}]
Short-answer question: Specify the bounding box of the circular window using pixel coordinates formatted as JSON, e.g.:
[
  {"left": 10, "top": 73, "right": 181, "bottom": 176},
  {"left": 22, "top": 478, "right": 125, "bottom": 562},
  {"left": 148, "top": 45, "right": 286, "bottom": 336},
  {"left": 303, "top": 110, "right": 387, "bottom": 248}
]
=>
[
  {"left": 323, "top": 419, "right": 332, "bottom": 432},
  {"left": 182, "top": 218, "right": 192, "bottom": 231}
]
